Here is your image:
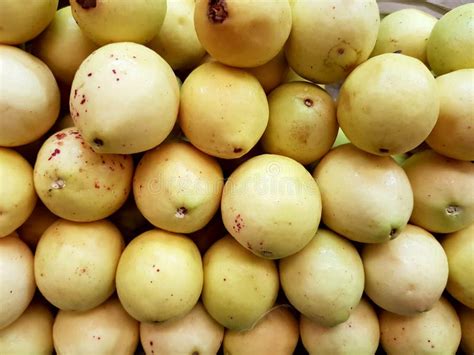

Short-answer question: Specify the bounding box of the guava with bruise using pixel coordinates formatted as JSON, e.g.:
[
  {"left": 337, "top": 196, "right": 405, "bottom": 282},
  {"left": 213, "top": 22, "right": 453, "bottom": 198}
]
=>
[
  {"left": 313, "top": 144, "right": 413, "bottom": 244},
  {"left": 140, "top": 302, "right": 224, "bottom": 355},
  {"left": 70, "top": 0, "right": 166, "bottom": 45},
  {"left": 179, "top": 62, "right": 269, "bottom": 159},
  {"left": 133, "top": 141, "right": 224, "bottom": 233},
  {"left": 0, "top": 234, "right": 36, "bottom": 330},
  {"left": 402, "top": 150, "right": 474, "bottom": 233},
  {"left": 280, "top": 229, "right": 365, "bottom": 327},
  {"left": 194, "top": 0, "right": 292, "bottom": 68},
  {"left": 363, "top": 225, "right": 448, "bottom": 316},
  {"left": 0, "top": 0, "right": 58, "bottom": 45},
  {"left": 115, "top": 229, "right": 203, "bottom": 322},
  {"left": 202, "top": 236, "right": 279, "bottom": 331},
  {"left": 34, "top": 219, "right": 124, "bottom": 311},
  {"left": 286, "top": 0, "right": 380, "bottom": 84},
  {"left": 0, "top": 45, "right": 60, "bottom": 147},
  {"left": 337, "top": 53, "right": 439, "bottom": 156},
  {"left": 31, "top": 6, "right": 99, "bottom": 85},
  {"left": 0, "top": 301, "right": 54, "bottom": 355},
  {"left": 53, "top": 297, "right": 139, "bottom": 355},
  {"left": 33, "top": 128, "right": 133, "bottom": 222},
  {"left": 221, "top": 154, "right": 321, "bottom": 259},
  {"left": 0, "top": 148, "right": 37, "bottom": 238},
  {"left": 261, "top": 81, "right": 338, "bottom": 165},
  {"left": 70, "top": 42, "right": 180, "bottom": 154}
]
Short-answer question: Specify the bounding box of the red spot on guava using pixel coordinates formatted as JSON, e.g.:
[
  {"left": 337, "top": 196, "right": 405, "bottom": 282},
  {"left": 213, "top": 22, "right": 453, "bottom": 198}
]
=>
[{"left": 48, "top": 148, "right": 61, "bottom": 161}]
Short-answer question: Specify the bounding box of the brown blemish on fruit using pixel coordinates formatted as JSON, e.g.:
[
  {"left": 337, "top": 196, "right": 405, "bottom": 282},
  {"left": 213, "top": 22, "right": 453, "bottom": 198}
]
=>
[
  {"left": 55, "top": 133, "right": 66, "bottom": 140},
  {"left": 76, "top": 0, "right": 96, "bottom": 9},
  {"left": 446, "top": 205, "right": 461, "bottom": 216},
  {"left": 260, "top": 250, "right": 273, "bottom": 257},
  {"left": 48, "top": 148, "right": 61, "bottom": 161},
  {"left": 208, "top": 0, "right": 228, "bottom": 23},
  {"left": 156, "top": 268, "right": 160, "bottom": 272},
  {"left": 51, "top": 179, "right": 65, "bottom": 189},
  {"left": 150, "top": 341, "right": 153, "bottom": 346},
  {"left": 246, "top": 241, "right": 253, "bottom": 250},
  {"left": 192, "top": 352, "right": 199, "bottom": 355},
  {"left": 379, "top": 148, "right": 389, "bottom": 154},
  {"left": 233, "top": 147, "right": 242, "bottom": 153},
  {"left": 393, "top": 50, "right": 402, "bottom": 54},
  {"left": 233, "top": 214, "right": 245, "bottom": 233},
  {"left": 389, "top": 228, "right": 399, "bottom": 239},
  {"left": 88, "top": 73, "right": 92, "bottom": 77},
  {"left": 112, "top": 69, "right": 116, "bottom": 74},
  {"left": 337, "top": 48, "right": 345, "bottom": 55},
  {"left": 175, "top": 207, "right": 187, "bottom": 218},
  {"left": 94, "top": 181, "right": 100, "bottom": 189},
  {"left": 93, "top": 138, "right": 104, "bottom": 147}
]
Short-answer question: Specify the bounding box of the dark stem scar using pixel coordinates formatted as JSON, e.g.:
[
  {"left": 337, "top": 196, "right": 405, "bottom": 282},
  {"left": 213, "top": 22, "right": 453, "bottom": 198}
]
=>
[
  {"left": 208, "top": 0, "right": 228, "bottom": 23},
  {"left": 304, "top": 98, "right": 313, "bottom": 107},
  {"left": 175, "top": 207, "right": 187, "bottom": 218},
  {"left": 233, "top": 147, "right": 242, "bottom": 153},
  {"left": 93, "top": 138, "right": 104, "bottom": 147},
  {"left": 76, "top": 0, "right": 96, "bottom": 9}
]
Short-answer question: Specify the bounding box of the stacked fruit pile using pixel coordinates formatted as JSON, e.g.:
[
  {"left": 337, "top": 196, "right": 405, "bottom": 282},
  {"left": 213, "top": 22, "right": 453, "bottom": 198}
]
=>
[{"left": 0, "top": 0, "right": 473, "bottom": 354}]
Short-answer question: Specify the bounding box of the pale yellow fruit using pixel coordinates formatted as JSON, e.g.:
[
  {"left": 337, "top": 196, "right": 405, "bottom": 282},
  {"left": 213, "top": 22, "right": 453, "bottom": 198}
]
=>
[
  {"left": 0, "top": 233, "right": 35, "bottom": 330},
  {"left": 179, "top": 62, "right": 269, "bottom": 159},
  {"left": 70, "top": 42, "right": 180, "bottom": 154},
  {"left": 31, "top": 6, "right": 99, "bottom": 85},
  {"left": 363, "top": 224, "right": 448, "bottom": 316},
  {"left": 223, "top": 306, "right": 299, "bottom": 355},
  {"left": 194, "top": 0, "right": 292, "bottom": 68},
  {"left": 202, "top": 236, "right": 279, "bottom": 330},
  {"left": 427, "top": 3, "right": 474, "bottom": 76},
  {"left": 53, "top": 297, "right": 139, "bottom": 355},
  {"left": 371, "top": 9, "right": 437, "bottom": 64},
  {"left": 0, "top": 45, "right": 60, "bottom": 147},
  {"left": 33, "top": 128, "right": 133, "bottom": 222},
  {"left": 221, "top": 154, "right": 321, "bottom": 259},
  {"left": 402, "top": 149, "right": 474, "bottom": 233},
  {"left": 140, "top": 302, "right": 224, "bottom": 355},
  {"left": 313, "top": 144, "right": 413, "bottom": 243},
  {"left": 261, "top": 82, "right": 337, "bottom": 165},
  {"left": 116, "top": 229, "right": 203, "bottom": 322},
  {"left": 0, "top": 148, "right": 37, "bottom": 237},
  {"left": 18, "top": 202, "right": 57, "bottom": 250},
  {"left": 70, "top": 0, "right": 166, "bottom": 45},
  {"left": 147, "top": 0, "right": 205, "bottom": 70},
  {"left": 246, "top": 50, "right": 288, "bottom": 93},
  {"left": 442, "top": 224, "right": 474, "bottom": 309},
  {"left": 35, "top": 219, "right": 124, "bottom": 311},
  {"left": 380, "top": 297, "right": 461, "bottom": 355},
  {"left": 0, "top": 0, "right": 58, "bottom": 45},
  {"left": 426, "top": 69, "right": 474, "bottom": 161},
  {"left": 286, "top": 0, "right": 379, "bottom": 84},
  {"left": 0, "top": 301, "right": 53, "bottom": 355},
  {"left": 337, "top": 53, "right": 439, "bottom": 156},
  {"left": 280, "top": 229, "right": 364, "bottom": 327},
  {"left": 300, "top": 298, "right": 380, "bottom": 355},
  {"left": 133, "top": 141, "right": 224, "bottom": 233},
  {"left": 458, "top": 304, "right": 474, "bottom": 354}
]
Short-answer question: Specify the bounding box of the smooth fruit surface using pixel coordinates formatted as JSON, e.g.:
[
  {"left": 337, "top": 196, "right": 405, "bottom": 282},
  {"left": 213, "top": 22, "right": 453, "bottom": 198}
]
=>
[{"left": 337, "top": 53, "right": 439, "bottom": 156}]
